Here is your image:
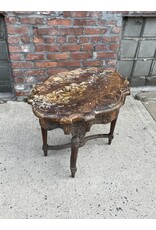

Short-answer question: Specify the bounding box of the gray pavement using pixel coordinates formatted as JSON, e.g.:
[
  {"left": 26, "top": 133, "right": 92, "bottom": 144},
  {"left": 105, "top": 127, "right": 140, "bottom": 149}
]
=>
[{"left": 0, "top": 95, "right": 156, "bottom": 219}]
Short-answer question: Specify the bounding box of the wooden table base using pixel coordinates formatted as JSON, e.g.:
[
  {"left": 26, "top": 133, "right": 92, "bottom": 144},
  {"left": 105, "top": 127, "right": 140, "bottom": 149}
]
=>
[{"left": 40, "top": 116, "right": 118, "bottom": 178}]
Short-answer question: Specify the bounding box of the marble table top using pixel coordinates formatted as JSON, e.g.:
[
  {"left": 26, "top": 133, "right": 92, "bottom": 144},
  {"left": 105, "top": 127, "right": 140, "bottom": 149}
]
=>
[{"left": 28, "top": 67, "right": 130, "bottom": 124}]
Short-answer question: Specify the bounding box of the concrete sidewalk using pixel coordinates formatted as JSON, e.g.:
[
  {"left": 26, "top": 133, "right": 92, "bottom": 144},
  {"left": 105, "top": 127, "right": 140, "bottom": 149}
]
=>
[{"left": 0, "top": 95, "right": 156, "bottom": 219}]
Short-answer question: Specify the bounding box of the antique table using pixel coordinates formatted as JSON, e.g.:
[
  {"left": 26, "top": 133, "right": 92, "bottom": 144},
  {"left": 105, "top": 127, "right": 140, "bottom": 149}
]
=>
[{"left": 28, "top": 67, "right": 130, "bottom": 177}]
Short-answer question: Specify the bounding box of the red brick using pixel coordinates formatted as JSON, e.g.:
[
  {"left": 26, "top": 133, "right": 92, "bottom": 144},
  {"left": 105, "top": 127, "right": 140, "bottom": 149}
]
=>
[
  {"left": 10, "top": 54, "right": 24, "bottom": 61},
  {"left": 84, "top": 28, "right": 107, "bottom": 35},
  {"left": 60, "top": 45, "right": 81, "bottom": 52},
  {"left": 47, "top": 19, "right": 71, "bottom": 26},
  {"left": 5, "top": 16, "right": 17, "bottom": 24},
  {"left": 47, "top": 68, "right": 68, "bottom": 76},
  {"left": 24, "top": 70, "right": 46, "bottom": 76},
  {"left": 47, "top": 52, "right": 69, "bottom": 60},
  {"left": 56, "top": 37, "right": 66, "bottom": 44},
  {"left": 98, "top": 19, "right": 107, "bottom": 27},
  {"left": 44, "top": 45, "right": 59, "bottom": 52},
  {"left": 109, "top": 43, "right": 120, "bottom": 51},
  {"left": 88, "top": 11, "right": 102, "bottom": 18},
  {"left": 7, "top": 26, "right": 29, "bottom": 35},
  {"left": 111, "top": 26, "right": 122, "bottom": 34},
  {"left": 107, "top": 20, "right": 117, "bottom": 26},
  {"left": 26, "top": 54, "right": 44, "bottom": 60},
  {"left": 107, "top": 60, "right": 117, "bottom": 66},
  {"left": 44, "top": 37, "right": 56, "bottom": 43},
  {"left": 12, "top": 70, "right": 24, "bottom": 77},
  {"left": 9, "top": 45, "right": 22, "bottom": 52},
  {"left": 90, "top": 36, "right": 102, "bottom": 43},
  {"left": 14, "top": 11, "right": 33, "bottom": 14},
  {"left": 70, "top": 52, "right": 92, "bottom": 59},
  {"left": 79, "top": 37, "right": 90, "bottom": 43},
  {"left": 12, "top": 61, "right": 34, "bottom": 69},
  {"left": 67, "top": 36, "right": 78, "bottom": 43},
  {"left": 33, "top": 37, "right": 44, "bottom": 43},
  {"left": 82, "top": 60, "right": 103, "bottom": 67},
  {"left": 20, "top": 36, "right": 30, "bottom": 44},
  {"left": 63, "top": 11, "right": 88, "bottom": 18},
  {"left": 60, "top": 28, "right": 84, "bottom": 35},
  {"left": 8, "top": 36, "right": 19, "bottom": 44},
  {"left": 96, "top": 52, "right": 117, "bottom": 59},
  {"left": 101, "top": 36, "right": 120, "bottom": 42},
  {"left": 15, "top": 91, "right": 29, "bottom": 97},
  {"left": 95, "top": 44, "right": 107, "bottom": 51},
  {"left": 57, "top": 60, "right": 81, "bottom": 67},
  {"left": 73, "top": 19, "right": 96, "bottom": 26},
  {"left": 37, "top": 28, "right": 59, "bottom": 35},
  {"left": 14, "top": 77, "right": 25, "bottom": 84},
  {"left": 35, "top": 62, "right": 57, "bottom": 68},
  {"left": 82, "top": 44, "right": 94, "bottom": 51},
  {"left": 34, "top": 45, "right": 44, "bottom": 52},
  {"left": 19, "top": 17, "right": 44, "bottom": 24}
]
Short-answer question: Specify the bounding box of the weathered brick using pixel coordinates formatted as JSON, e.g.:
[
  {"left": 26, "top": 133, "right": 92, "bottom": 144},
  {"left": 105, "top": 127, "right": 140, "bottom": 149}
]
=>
[
  {"left": 26, "top": 54, "right": 44, "bottom": 60},
  {"left": 96, "top": 52, "right": 117, "bottom": 59},
  {"left": 73, "top": 19, "right": 96, "bottom": 26},
  {"left": 9, "top": 45, "right": 22, "bottom": 52},
  {"left": 12, "top": 70, "right": 24, "bottom": 77},
  {"left": 70, "top": 52, "right": 92, "bottom": 59},
  {"left": 107, "top": 60, "right": 117, "bottom": 66},
  {"left": 19, "top": 17, "right": 44, "bottom": 24},
  {"left": 44, "top": 45, "right": 59, "bottom": 52},
  {"left": 21, "top": 36, "right": 30, "bottom": 44},
  {"left": 12, "top": 61, "right": 34, "bottom": 69},
  {"left": 111, "top": 26, "right": 122, "bottom": 34},
  {"left": 109, "top": 43, "right": 120, "bottom": 51},
  {"left": 47, "top": 18, "right": 72, "bottom": 26},
  {"left": 7, "top": 26, "right": 29, "bottom": 35},
  {"left": 37, "top": 28, "right": 59, "bottom": 35},
  {"left": 63, "top": 11, "right": 88, "bottom": 18},
  {"left": 57, "top": 60, "right": 81, "bottom": 67},
  {"left": 35, "top": 62, "right": 57, "bottom": 68},
  {"left": 67, "top": 36, "right": 78, "bottom": 43},
  {"left": 14, "top": 77, "right": 25, "bottom": 84},
  {"left": 60, "top": 28, "right": 84, "bottom": 35},
  {"left": 88, "top": 11, "right": 102, "bottom": 18},
  {"left": 24, "top": 69, "right": 46, "bottom": 76},
  {"left": 82, "top": 60, "right": 103, "bottom": 67},
  {"left": 10, "top": 54, "right": 24, "bottom": 61},
  {"left": 56, "top": 37, "right": 66, "bottom": 44},
  {"left": 33, "top": 37, "right": 44, "bottom": 44},
  {"left": 79, "top": 37, "right": 90, "bottom": 43},
  {"left": 82, "top": 44, "right": 94, "bottom": 51},
  {"left": 95, "top": 44, "right": 107, "bottom": 51},
  {"left": 47, "top": 68, "right": 68, "bottom": 76},
  {"left": 44, "top": 37, "right": 56, "bottom": 43},
  {"left": 90, "top": 36, "right": 101, "bottom": 43},
  {"left": 47, "top": 52, "right": 69, "bottom": 60},
  {"left": 101, "top": 36, "right": 120, "bottom": 43},
  {"left": 60, "top": 44, "right": 81, "bottom": 52},
  {"left": 5, "top": 16, "right": 17, "bottom": 24},
  {"left": 34, "top": 45, "right": 44, "bottom": 52},
  {"left": 84, "top": 28, "right": 107, "bottom": 35},
  {"left": 8, "top": 36, "right": 19, "bottom": 44},
  {"left": 98, "top": 19, "right": 107, "bottom": 27}
]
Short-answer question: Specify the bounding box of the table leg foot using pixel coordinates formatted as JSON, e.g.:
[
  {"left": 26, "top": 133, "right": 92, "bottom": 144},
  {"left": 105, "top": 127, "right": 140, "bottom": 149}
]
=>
[{"left": 70, "top": 136, "right": 80, "bottom": 178}]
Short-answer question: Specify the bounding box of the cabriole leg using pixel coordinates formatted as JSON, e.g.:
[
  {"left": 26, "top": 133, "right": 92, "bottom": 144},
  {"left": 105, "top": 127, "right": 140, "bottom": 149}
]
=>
[
  {"left": 108, "top": 117, "right": 118, "bottom": 145},
  {"left": 41, "top": 127, "right": 48, "bottom": 156},
  {"left": 70, "top": 136, "right": 80, "bottom": 178}
]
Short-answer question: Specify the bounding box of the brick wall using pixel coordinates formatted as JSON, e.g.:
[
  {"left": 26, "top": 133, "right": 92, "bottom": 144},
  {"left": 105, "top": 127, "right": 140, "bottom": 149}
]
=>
[{"left": 2, "top": 11, "right": 123, "bottom": 100}]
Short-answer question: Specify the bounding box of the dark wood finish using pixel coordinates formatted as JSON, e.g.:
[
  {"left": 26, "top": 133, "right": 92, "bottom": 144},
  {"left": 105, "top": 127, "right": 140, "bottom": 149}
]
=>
[{"left": 28, "top": 67, "right": 130, "bottom": 177}]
